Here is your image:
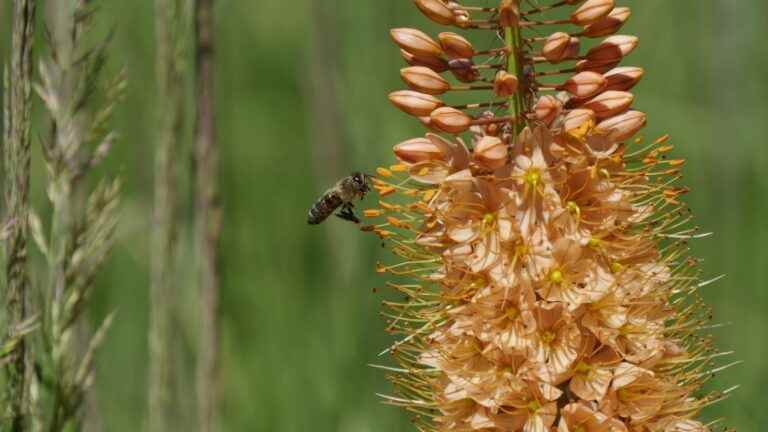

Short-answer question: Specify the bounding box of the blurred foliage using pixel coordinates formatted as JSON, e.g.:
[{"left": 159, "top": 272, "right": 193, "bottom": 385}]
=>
[{"left": 0, "top": 0, "right": 766, "bottom": 430}]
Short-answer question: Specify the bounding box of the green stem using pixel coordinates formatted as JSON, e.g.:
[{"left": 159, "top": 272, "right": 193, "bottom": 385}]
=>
[{"left": 504, "top": 25, "right": 525, "bottom": 138}]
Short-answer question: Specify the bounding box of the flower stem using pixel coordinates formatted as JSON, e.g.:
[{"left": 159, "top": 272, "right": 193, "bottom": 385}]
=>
[{"left": 505, "top": 25, "right": 525, "bottom": 139}]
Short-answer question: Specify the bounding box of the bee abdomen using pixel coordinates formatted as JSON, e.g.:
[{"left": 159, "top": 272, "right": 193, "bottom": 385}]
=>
[{"left": 307, "top": 192, "right": 342, "bottom": 225}]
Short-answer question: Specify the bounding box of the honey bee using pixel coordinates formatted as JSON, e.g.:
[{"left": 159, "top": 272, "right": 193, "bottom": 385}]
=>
[{"left": 307, "top": 172, "right": 371, "bottom": 225}]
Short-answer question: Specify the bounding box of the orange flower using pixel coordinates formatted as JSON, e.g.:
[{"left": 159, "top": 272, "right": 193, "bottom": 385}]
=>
[{"left": 370, "top": 1, "right": 729, "bottom": 430}]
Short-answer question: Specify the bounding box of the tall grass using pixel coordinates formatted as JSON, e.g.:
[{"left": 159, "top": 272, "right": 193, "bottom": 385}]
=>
[
  {"left": 2, "top": 0, "right": 36, "bottom": 428},
  {"left": 193, "top": 0, "right": 221, "bottom": 430},
  {"left": 148, "top": 0, "right": 189, "bottom": 430}
]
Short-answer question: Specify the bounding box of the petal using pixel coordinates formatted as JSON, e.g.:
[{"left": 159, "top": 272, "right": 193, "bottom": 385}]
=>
[{"left": 448, "top": 222, "right": 479, "bottom": 243}]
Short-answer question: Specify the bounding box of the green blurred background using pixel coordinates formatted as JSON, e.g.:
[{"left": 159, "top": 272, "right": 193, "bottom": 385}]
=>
[{"left": 1, "top": 0, "right": 766, "bottom": 430}]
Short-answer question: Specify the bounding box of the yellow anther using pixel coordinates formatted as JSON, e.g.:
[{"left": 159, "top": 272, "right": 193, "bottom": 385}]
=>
[
  {"left": 567, "top": 118, "right": 594, "bottom": 140},
  {"left": 386, "top": 216, "right": 403, "bottom": 227},
  {"left": 470, "top": 276, "right": 487, "bottom": 289},
  {"left": 598, "top": 168, "right": 611, "bottom": 179},
  {"left": 574, "top": 361, "right": 592, "bottom": 374},
  {"left": 524, "top": 169, "right": 541, "bottom": 188},
  {"left": 376, "top": 167, "right": 392, "bottom": 177},
  {"left": 389, "top": 163, "right": 408, "bottom": 172},
  {"left": 541, "top": 330, "right": 556, "bottom": 344},
  {"left": 611, "top": 262, "right": 624, "bottom": 273},
  {"left": 505, "top": 307, "right": 519, "bottom": 320},
  {"left": 418, "top": 167, "right": 430, "bottom": 176},
  {"left": 379, "top": 201, "right": 400, "bottom": 211},
  {"left": 588, "top": 237, "right": 601, "bottom": 248},
  {"left": 549, "top": 269, "right": 564, "bottom": 284},
  {"left": 527, "top": 400, "right": 542, "bottom": 413},
  {"left": 566, "top": 201, "right": 581, "bottom": 218},
  {"left": 364, "top": 209, "right": 383, "bottom": 218},
  {"left": 482, "top": 213, "right": 496, "bottom": 230},
  {"left": 376, "top": 186, "right": 396, "bottom": 196}
]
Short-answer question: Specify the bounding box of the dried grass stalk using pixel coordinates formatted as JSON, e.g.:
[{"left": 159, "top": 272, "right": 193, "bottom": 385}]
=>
[{"left": 194, "top": 0, "right": 221, "bottom": 430}]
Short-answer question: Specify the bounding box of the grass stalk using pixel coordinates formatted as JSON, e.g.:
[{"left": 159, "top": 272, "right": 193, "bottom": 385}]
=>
[
  {"left": 193, "top": 0, "right": 221, "bottom": 430},
  {"left": 148, "top": 0, "right": 188, "bottom": 430},
  {"left": 34, "top": 1, "right": 124, "bottom": 429},
  {"left": 3, "top": 0, "right": 36, "bottom": 428}
]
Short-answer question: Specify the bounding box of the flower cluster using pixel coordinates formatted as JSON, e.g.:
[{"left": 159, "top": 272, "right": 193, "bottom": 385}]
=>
[{"left": 364, "top": 1, "right": 731, "bottom": 431}]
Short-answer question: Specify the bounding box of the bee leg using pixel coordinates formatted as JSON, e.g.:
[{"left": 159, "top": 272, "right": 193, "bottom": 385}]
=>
[{"left": 336, "top": 204, "right": 360, "bottom": 224}]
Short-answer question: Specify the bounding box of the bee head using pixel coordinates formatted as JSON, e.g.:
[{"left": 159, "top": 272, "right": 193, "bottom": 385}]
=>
[{"left": 350, "top": 172, "right": 371, "bottom": 193}]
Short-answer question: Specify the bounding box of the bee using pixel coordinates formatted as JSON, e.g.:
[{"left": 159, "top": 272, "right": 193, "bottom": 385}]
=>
[{"left": 307, "top": 172, "right": 371, "bottom": 225}]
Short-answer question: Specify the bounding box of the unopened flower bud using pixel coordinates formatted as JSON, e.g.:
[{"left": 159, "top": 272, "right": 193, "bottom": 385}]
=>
[
  {"left": 596, "top": 110, "right": 646, "bottom": 142},
  {"left": 575, "top": 58, "right": 620, "bottom": 74},
  {"left": 562, "top": 71, "right": 606, "bottom": 98},
  {"left": 389, "top": 90, "right": 444, "bottom": 116},
  {"left": 493, "top": 71, "right": 519, "bottom": 97},
  {"left": 571, "top": 0, "right": 615, "bottom": 26},
  {"left": 438, "top": 32, "right": 475, "bottom": 59},
  {"left": 499, "top": 0, "right": 520, "bottom": 27},
  {"left": 394, "top": 137, "right": 446, "bottom": 163},
  {"left": 563, "top": 37, "right": 581, "bottom": 60},
  {"left": 448, "top": 58, "right": 480, "bottom": 83},
  {"left": 452, "top": 9, "right": 471, "bottom": 28},
  {"left": 586, "top": 35, "right": 639, "bottom": 63},
  {"left": 603, "top": 66, "right": 644, "bottom": 91},
  {"left": 563, "top": 109, "right": 596, "bottom": 137},
  {"left": 582, "top": 7, "right": 631, "bottom": 37},
  {"left": 390, "top": 28, "right": 443, "bottom": 57},
  {"left": 401, "top": 66, "right": 451, "bottom": 95},
  {"left": 430, "top": 107, "right": 472, "bottom": 134},
  {"left": 543, "top": 32, "right": 571, "bottom": 63},
  {"left": 474, "top": 136, "right": 508, "bottom": 170},
  {"left": 414, "top": 0, "right": 456, "bottom": 25},
  {"left": 535, "top": 95, "right": 564, "bottom": 126},
  {"left": 580, "top": 90, "right": 634, "bottom": 119},
  {"left": 401, "top": 49, "right": 449, "bottom": 73}
]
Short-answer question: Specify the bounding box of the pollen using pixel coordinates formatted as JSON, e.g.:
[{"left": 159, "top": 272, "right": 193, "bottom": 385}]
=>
[
  {"left": 527, "top": 400, "right": 542, "bottom": 414},
  {"left": 481, "top": 212, "right": 496, "bottom": 231},
  {"left": 549, "top": 269, "right": 564, "bottom": 284},
  {"left": 375, "top": 186, "right": 396, "bottom": 196},
  {"left": 524, "top": 169, "right": 541, "bottom": 188},
  {"left": 541, "top": 330, "right": 556, "bottom": 344},
  {"left": 379, "top": 201, "right": 400, "bottom": 211},
  {"left": 389, "top": 163, "right": 408, "bottom": 172},
  {"left": 377, "top": 167, "right": 393, "bottom": 177},
  {"left": 364, "top": 209, "right": 383, "bottom": 217},
  {"left": 568, "top": 118, "right": 594, "bottom": 140},
  {"left": 574, "top": 361, "right": 592, "bottom": 374},
  {"left": 566, "top": 200, "right": 581, "bottom": 218},
  {"left": 611, "top": 262, "right": 624, "bottom": 273}
]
